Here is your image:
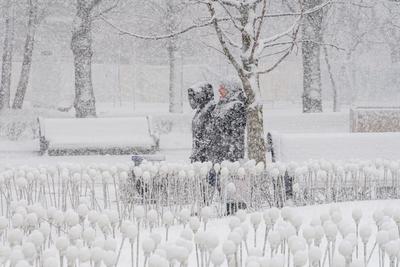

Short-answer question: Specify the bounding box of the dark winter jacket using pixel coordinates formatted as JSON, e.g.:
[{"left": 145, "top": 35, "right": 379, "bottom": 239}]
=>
[
  {"left": 188, "top": 83, "right": 216, "bottom": 163},
  {"left": 210, "top": 81, "right": 247, "bottom": 163}
]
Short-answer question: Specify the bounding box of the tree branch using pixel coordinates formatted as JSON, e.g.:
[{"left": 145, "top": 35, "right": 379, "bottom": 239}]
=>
[
  {"left": 257, "top": 20, "right": 301, "bottom": 74},
  {"left": 100, "top": 15, "right": 214, "bottom": 40},
  {"left": 207, "top": 1, "right": 244, "bottom": 75},
  {"left": 249, "top": 0, "right": 267, "bottom": 61}
]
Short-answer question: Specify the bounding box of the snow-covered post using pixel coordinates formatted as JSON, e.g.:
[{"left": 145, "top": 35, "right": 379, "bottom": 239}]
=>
[
  {"left": 163, "top": 211, "right": 174, "bottom": 241},
  {"left": 268, "top": 230, "right": 281, "bottom": 257},
  {"left": 309, "top": 246, "right": 323, "bottom": 267},
  {"left": 352, "top": 208, "right": 363, "bottom": 258},
  {"left": 359, "top": 224, "right": 371, "bottom": 266},
  {"left": 190, "top": 217, "right": 201, "bottom": 267},
  {"left": 303, "top": 225, "right": 316, "bottom": 249},
  {"left": 200, "top": 207, "right": 212, "bottom": 231},
  {"left": 323, "top": 221, "right": 338, "bottom": 267},
  {"left": 55, "top": 236, "right": 70, "bottom": 267},
  {"left": 134, "top": 206, "right": 145, "bottom": 267},
  {"left": 376, "top": 230, "right": 389, "bottom": 267},
  {"left": 210, "top": 248, "right": 225, "bottom": 267},
  {"left": 293, "top": 250, "right": 308, "bottom": 267},
  {"left": 147, "top": 210, "right": 158, "bottom": 232},
  {"left": 250, "top": 212, "right": 261, "bottom": 247},
  {"left": 222, "top": 240, "right": 236, "bottom": 267},
  {"left": 262, "top": 211, "right": 272, "bottom": 256},
  {"left": 385, "top": 241, "right": 399, "bottom": 267},
  {"left": 142, "top": 237, "right": 156, "bottom": 267},
  {"left": 338, "top": 240, "right": 354, "bottom": 267},
  {"left": 178, "top": 208, "right": 190, "bottom": 229}
]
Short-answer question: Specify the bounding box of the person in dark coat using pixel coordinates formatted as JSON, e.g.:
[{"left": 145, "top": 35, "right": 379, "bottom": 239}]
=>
[
  {"left": 187, "top": 82, "right": 216, "bottom": 163},
  {"left": 210, "top": 79, "right": 247, "bottom": 164},
  {"left": 211, "top": 79, "right": 247, "bottom": 214}
]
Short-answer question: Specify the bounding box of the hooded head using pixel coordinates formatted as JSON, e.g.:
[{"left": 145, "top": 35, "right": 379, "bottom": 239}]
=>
[
  {"left": 218, "top": 79, "right": 246, "bottom": 103},
  {"left": 187, "top": 83, "right": 214, "bottom": 110}
]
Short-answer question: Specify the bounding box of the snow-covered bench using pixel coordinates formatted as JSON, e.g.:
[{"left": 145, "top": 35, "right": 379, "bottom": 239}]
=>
[
  {"left": 38, "top": 117, "right": 159, "bottom": 156},
  {"left": 268, "top": 132, "right": 400, "bottom": 162},
  {"left": 350, "top": 107, "right": 400, "bottom": 132}
]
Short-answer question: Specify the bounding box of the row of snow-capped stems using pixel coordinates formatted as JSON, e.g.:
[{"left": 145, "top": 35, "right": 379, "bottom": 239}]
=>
[
  {"left": 291, "top": 159, "right": 400, "bottom": 205},
  {"left": 0, "top": 196, "right": 398, "bottom": 267},
  {"left": 0, "top": 159, "right": 399, "bottom": 220}
]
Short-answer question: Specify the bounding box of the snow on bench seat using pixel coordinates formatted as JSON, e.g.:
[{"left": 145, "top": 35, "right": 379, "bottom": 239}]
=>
[
  {"left": 350, "top": 107, "right": 400, "bottom": 132},
  {"left": 268, "top": 132, "right": 400, "bottom": 162},
  {"left": 38, "top": 117, "right": 159, "bottom": 156}
]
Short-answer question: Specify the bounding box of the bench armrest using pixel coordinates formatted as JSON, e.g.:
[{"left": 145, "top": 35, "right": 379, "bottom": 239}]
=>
[
  {"left": 37, "top": 117, "right": 49, "bottom": 155},
  {"left": 146, "top": 116, "right": 160, "bottom": 151}
]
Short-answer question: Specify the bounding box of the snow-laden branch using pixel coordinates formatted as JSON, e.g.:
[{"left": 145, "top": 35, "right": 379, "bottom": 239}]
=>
[
  {"left": 207, "top": 2, "right": 244, "bottom": 76},
  {"left": 261, "top": 0, "right": 334, "bottom": 18},
  {"left": 218, "top": 0, "right": 241, "bottom": 8},
  {"left": 257, "top": 21, "right": 301, "bottom": 75},
  {"left": 217, "top": 0, "right": 244, "bottom": 32},
  {"left": 259, "top": 16, "right": 301, "bottom": 47},
  {"left": 100, "top": 15, "right": 214, "bottom": 40},
  {"left": 254, "top": 0, "right": 333, "bottom": 62},
  {"left": 219, "top": 0, "right": 263, "bottom": 7}
]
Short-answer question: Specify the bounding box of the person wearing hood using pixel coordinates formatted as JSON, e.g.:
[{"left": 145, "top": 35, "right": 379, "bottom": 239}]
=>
[
  {"left": 187, "top": 82, "right": 216, "bottom": 163},
  {"left": 208, "top": 79, "right": 247, "bottom": 214},
  {"left": 211, "top": 79, "right": 247, "bottom": 163}
]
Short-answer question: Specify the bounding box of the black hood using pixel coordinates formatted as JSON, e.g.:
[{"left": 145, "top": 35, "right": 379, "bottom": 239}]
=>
[{"left": 188, "top": 83, "right": 214, "bottom": 109}]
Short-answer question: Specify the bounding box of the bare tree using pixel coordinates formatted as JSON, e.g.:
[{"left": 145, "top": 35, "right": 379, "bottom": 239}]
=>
[
  {"left": 71, "top": 0, "right": 121, "bottom": 117},
  {"left": 102, "top": 0, "right": 331, "bottom": 162},
  {"left": 0, "top": 0, "right": 15, "bottom": 111},
  {"left": 12, "top": 0, "right": 39, "bottom": 109},
  {"left": 381, "top": 1, "right": 400, "bottom": 63},
  {"left": 302, "top": 0, "right": 323, "bottom": 113},
  {"left": 199, "top": 0, "right": 330, "bottom": 163},
  {"left": 71, "top": 0, "right": 102, "bottom": 117},
  {"left": 165, "top": 1, "right": 184, "bottom": 113},
  {"left": 127, "top": 0, "right": 190, "bottom": 113},
  {"left": 330, "top": 1, "right": 375, "bottom": 106}
]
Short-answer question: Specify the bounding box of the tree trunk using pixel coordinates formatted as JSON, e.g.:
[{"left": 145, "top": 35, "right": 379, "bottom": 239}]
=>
[
  {"left": 0, "top": 0, "right": 14, "bottom": 111},
  {"left": 168, "top": 41, "right": 182, "bottom": 113},
  {"left": 247, "top": 104, "right": 266, "bottom": 163},
  {"left": 239, "top": 5, "right": 266, "bottom": 163},
  {"left": 390, "top": 44, "right": 400, "bottom": 64},
  {"left": 323, "top": 45, "right": 340, "bottom": 112},
  {"left": 71, "top": 5, "right": 96, "bottom": 118},
  {"left": 241, "top": 77, "right": 266, "bottom": 164},
  {"left": 301, "top": 0, "right": 323, "bottom": 113},
  {"left": 12, "top": 1, "right": 38, "bottom": 109}
]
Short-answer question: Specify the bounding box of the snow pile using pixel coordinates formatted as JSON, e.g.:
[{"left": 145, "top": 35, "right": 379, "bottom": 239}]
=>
[{"left": 271, "top": 132, "right": 400, "bottom": 162}]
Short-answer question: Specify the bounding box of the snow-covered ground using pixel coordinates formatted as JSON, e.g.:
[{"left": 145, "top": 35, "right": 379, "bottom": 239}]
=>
[
  {"left": 0, "top": 106, "right": 399, "bottom": 267},
  {"left": 0, "top": 197, "right": 398, "bottom": 266},
  {"left": 113, "top": 199, "right": 400, "bottom": 267}
]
